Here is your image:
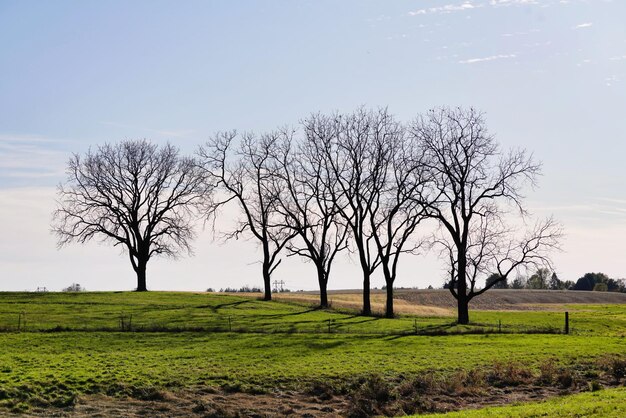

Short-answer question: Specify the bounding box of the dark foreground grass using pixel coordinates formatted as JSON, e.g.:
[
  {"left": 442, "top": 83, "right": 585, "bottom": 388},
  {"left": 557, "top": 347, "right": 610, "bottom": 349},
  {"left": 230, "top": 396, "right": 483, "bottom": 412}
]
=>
[
  {"left": 1, "top": 292, "right": 626, "bottom": 414},
  {"left": 1, "top": 331, "right": 626, "bottom": 412}
]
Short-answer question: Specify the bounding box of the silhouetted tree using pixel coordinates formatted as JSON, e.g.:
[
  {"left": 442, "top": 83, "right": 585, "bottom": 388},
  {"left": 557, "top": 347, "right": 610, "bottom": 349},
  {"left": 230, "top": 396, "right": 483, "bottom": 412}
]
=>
[
  {"left": 411, "top": 107, "right": 562, "bottom": 324},
  {"left": 485, "top": 273, "right": 508, "bottom": 289},
  {"left": 198, "top": 131, "right": 294, "bottom": 301},
  {"left": 273, "top": 129, "right": 349, "bottom": 307},
  {"left": 304, "top": 108, "right": 429, "bottom": 316},
  {"left": 53, "top": 140, "right": 207, "bottom": 291},
  {"left": 303, "top": 109, "right": 389, "bottom": 315},
  {"left": 367, "top": 126, "right": 431, "bottom": 317},
  {"left": 573, "top": 272, "right": 623, "bottom": 292}
]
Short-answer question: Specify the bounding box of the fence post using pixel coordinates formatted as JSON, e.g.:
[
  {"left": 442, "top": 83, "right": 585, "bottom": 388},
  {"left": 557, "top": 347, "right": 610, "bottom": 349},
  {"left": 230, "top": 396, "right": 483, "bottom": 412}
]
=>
[
  {"left": 327, "top": 318, "right": 331, "bottom": 334},
  {"left": 18, "top": 312, "right": 25, "bottom": 331},
  {"left": 498, "top": 319, "right": 502, "bottom": 333},
  {"left": 228, "top": 316, "right": 232, "bottom": 332},
  {"left": 413, "top": 319, "right": 418, "bottom": 334},
  {"left": 564, "top": 311, "right": 569, "bottom": 335}
]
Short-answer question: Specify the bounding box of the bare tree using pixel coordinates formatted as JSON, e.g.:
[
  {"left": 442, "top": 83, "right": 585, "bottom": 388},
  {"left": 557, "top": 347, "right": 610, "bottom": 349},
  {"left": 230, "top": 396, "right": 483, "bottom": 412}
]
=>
[
  {"left": 273, "top": 129, "right": 349, "bottom": 308},
  {"left": 53, "top": 140, "right": 207, "bottom": 291},
  {"left": 304, "top": 108, "right": 400, "bottom": 315},
  {"left": 367, "top": 130, "right": 431, "bottom": 318},
  {"left": 198, "top": 131, "right": 294, "bottom": 301},
  {"left": 411, "top": 107, "right": 562, "bottom": 324}
]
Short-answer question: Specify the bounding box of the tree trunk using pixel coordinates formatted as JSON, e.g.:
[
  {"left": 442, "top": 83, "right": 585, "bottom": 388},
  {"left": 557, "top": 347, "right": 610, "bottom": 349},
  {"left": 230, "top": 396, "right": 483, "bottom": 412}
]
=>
[
  {"left": 362, "top": 273, "right": 371, "bottom": 316},
  {"left": 456, "top": 250, "right": 469, "bottom": 324},
  {"left": 317, "top": 265, "right": 329, "bottom": 308},
  {"left": 457, "top": 296, "right": 469, "bottom": 324},
  {"left": 262, "top": 262, "right": 272, "bottom": 301},
  {"left": 135, "top": 260, "right": 147, "bottom": 292},
  {"left": 385, "top": 282, "right": 394, "bottom": 318},
  {"left": 382, "top": 261, "right": 394, "bottom": 318}
]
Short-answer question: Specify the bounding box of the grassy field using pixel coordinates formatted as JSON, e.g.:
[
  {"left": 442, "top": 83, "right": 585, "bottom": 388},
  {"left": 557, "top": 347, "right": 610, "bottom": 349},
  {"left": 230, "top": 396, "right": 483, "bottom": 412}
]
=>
[{"left": 1, "top": 291, "right": 626, "bottom": 416}]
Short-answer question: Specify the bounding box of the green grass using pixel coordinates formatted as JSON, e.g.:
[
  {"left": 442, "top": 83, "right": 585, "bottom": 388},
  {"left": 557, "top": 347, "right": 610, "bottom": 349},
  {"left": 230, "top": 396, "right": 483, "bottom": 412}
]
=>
[
  {"left": 0, "top": 291, "right": 455, "bottom": 334},
  {"left": 1, "top": 291, "right": 626, "bottom": 413},
  {"left": 3, "top": 291, "right": 622, "bottom": 335},
  {"left": 423, "top": 387, "right": 626, "bottom": 417}
]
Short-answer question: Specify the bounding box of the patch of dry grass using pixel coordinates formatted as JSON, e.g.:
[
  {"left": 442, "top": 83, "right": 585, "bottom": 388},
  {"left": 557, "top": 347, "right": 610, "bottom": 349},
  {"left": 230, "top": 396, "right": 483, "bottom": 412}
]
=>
[{"left": 270, "top": 292, "right": 454, "bottom": 317}]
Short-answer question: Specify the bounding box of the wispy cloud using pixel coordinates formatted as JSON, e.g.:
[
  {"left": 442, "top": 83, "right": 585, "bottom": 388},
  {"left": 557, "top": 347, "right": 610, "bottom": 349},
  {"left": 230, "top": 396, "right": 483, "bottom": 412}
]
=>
[
  {"left": 0, "top": 134, "right": 70, "bottom": 186},
  {"left": 605, "top": 75, "right": 620, "bottom": 87},
  {"left": 459, "top": 54, "right": 517, "bottom": 64},
  {"left": 597, "top": 197, "right": 626, "bottom": 205},
  {"left": 409, "top": 0, "right": 551, "bottom": 16},
  {"left": 409, "top": 1, "right": 480, "bottom": 16},
  {"left": 502, "top": 29, "right": 542, "bottom": 37},
  {"left": 489, "top": 0, "right": 541, "bottom": 6},
  {"left": 532, "top": 198, "right": 626, "bottom": 223},
  {"left": 574, "top": 22, "right": 593, "bottom": 29}
]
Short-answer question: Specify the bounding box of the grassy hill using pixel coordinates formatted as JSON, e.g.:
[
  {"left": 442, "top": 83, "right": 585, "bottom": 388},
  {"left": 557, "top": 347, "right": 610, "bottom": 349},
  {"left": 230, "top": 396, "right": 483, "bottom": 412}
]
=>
[{"left": 1, "top": 291, "right": 626, "bottom": 416}]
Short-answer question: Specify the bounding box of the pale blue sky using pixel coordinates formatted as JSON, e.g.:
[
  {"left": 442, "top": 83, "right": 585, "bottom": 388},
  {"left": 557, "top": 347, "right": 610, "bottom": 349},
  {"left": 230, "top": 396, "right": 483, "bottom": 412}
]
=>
[{"left": 1, "top": 0, "right": 625, "bottom": 291}]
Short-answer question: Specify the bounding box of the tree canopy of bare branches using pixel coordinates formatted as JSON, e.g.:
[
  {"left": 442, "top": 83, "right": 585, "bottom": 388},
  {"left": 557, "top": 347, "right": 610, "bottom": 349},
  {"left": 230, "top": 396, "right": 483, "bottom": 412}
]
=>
[
  {"left": 301, "top": 109, "right": 388, "bottom": 315},
  {"left": 52, "top": 140, "right": 207, "bottom": 291},
  {"left": 367, "top": 129, "right": 432, "bottom": 317},
  {"left": 294, "top": 108, "right": 435, "bottom": 316},
  {"left": 198, "top": 131, "right": 294, "bottom": 301},
  {"left": 273, "top": 128, "right": 349, "bottom": 308},
  {"left": 411, "top": 107, "right": 562, "bottom": 324}
]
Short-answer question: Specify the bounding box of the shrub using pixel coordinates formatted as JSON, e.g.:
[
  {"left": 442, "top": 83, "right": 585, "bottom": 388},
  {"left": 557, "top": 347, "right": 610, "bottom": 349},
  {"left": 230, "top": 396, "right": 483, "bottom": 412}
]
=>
[
  {"left": 609, "top": 357, "right": 626, "bottom": 382},
  {"left": 62, "top": 283, "right": 85, "bottom": 292},
  {"left": 486, "top": 362, "right": 533, "bottom": 387},
  {"left": 589, "top": 380, "right": 602, "bottom": 391},
  {"left": 593, "top": 283, "right": 608, "bottom": 292},
  {"left": 556, "top": 369, "right": 575, "bottom": 388},
  {"left": 308, "top": 381, "right": 336, "bottom": 401},
  {"left": 536, "top": 360, "right": 558, "bottom": 385},
  {"left": 346, "top": 375, "right": 393, "bottom": 418},
  {"left": 130, "top": 386, "right": 166, "bottom": 401}
]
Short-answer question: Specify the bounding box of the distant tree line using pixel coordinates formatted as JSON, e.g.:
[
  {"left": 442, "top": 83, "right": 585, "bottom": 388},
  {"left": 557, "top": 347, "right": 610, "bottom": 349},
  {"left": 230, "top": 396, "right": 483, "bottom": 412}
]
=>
[
  {"left": 53, "top": 106, "right": 561, "bottom": 324},
  {"left": 474, "top": 270, "right": 626, "bottom": 292}
]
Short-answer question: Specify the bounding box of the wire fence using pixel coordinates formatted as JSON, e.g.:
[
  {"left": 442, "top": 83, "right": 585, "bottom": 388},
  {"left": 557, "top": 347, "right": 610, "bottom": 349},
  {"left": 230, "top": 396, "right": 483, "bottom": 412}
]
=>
[{"left": 0, "top": 311, "right": 569, "bottom": 336}]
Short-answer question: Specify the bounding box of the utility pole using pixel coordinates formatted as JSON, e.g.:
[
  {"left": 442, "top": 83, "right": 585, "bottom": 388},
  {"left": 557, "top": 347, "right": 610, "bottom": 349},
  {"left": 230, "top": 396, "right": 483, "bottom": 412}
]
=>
[{"left": 272, "top": 280, "right": 285, "bottom": 292}]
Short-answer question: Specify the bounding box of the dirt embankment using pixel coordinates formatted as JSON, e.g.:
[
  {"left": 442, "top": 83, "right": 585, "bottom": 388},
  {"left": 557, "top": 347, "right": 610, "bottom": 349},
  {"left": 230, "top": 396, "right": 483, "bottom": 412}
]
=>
[
  {"left": 19, "top": 358, "right": 626, "bottom": 417},
  {"left": 394, "top": 289, "right": 626, "bottom": 311}
]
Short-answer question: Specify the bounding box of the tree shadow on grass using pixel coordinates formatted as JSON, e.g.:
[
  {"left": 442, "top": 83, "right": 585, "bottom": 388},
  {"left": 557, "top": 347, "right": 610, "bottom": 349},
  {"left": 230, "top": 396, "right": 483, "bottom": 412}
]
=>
[
  {"left": 260, "top": 308, "right": 323, "bottom": 319},
  {"left": 194, "top": 300, "right": 253, "bottom": 313}
]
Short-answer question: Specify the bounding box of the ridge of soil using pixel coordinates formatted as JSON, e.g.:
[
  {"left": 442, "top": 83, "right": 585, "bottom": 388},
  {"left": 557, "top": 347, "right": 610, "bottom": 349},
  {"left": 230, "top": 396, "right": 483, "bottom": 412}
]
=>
[
  {"left": 395, "top": 289, "right": 626, "bottom": 311},
  {"left": 13, "top": 371, "right": 622, "bottom": 417}
]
